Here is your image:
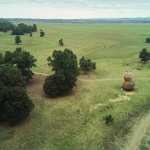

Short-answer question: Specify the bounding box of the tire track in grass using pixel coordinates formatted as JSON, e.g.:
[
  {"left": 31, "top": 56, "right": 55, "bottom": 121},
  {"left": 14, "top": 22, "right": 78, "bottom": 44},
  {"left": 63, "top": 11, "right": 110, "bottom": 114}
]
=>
[{"left": 124, "top": 112, "right": 150, "bottom": 150}]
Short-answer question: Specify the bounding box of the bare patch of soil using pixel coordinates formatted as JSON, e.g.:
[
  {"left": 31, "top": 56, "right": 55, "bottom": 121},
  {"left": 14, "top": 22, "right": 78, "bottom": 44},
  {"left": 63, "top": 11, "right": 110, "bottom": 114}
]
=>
[
  {"left": 26, "top": 74, "right": 78, "bottom": 101},
  {"left": 109, "top": 95, "right": 131, "bottom": 103},
  {"left": 124, "top": 92, "right": 135, "bottom": 96},
  {"left": 26, "top": 74, "right": 49, "bottom": 100},
  {"left": 90, "top": 103, "right": 106, "bottom": 112}
]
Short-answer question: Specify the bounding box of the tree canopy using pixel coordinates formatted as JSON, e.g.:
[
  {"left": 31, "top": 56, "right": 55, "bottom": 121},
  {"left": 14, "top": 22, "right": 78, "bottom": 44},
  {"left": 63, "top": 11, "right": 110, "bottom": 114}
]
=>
[
  {"left": 79, "top": 56, "right": 96, "bottom": 73},
  {"left": 43, "top": 48, "right": 79, "bottom": 97},
  {"left": 58, "top": 39, "right": 64, "bottom": 46},
  {"left": 40, "top": 29, "right": 45, "bottom": 37},
  {"left": 0, "top": 48, "right": 35, "bottom": 124},
  {"left": 15, "top": 35, "right": 22, "bottom": 44},
  {"left": 11, "top": 23, "right": 37, "bottom": 35},
  {"left": 0, "top": 21, "right": 15, "bottom": 32},
  {"left": 0, "top": 48, "right": 37, "bottom": 81},
  {"left": 0, "top": 86, "right": 34, "bottom": 124},
  {"left": 0, "top": 66, "right": 26, "bottom": 87},
  {"left": 146, "top": 37, "right": 150, "bottom": 43},
  {"left": 139, "top": 48, "right": 150, "bottom": 63}
]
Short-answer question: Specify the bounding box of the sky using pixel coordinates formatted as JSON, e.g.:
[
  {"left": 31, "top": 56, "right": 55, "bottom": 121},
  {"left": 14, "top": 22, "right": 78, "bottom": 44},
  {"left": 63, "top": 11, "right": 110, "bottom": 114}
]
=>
[{"left": 0, "top": 0, "right": 150, "bottom": 19}]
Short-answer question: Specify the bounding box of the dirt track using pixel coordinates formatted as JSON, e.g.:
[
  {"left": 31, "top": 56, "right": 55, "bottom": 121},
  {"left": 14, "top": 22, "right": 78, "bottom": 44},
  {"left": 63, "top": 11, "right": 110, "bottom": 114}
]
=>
[{"left": 124, "top": 112, "right": 150, "bottom": 150}]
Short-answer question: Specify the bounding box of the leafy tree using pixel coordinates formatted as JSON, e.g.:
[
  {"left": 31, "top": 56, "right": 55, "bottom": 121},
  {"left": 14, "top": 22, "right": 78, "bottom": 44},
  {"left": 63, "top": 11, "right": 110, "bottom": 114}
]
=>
[
  {"left": 1, "top": 48, "right": 37, "bottom": 81},
  {"left": 0, "top": 66, "right": 26, "bottom": 86},
  {"left": 59, "top": 39, "right": 64, "bottom": 46},
  {"left": 15, "top": 35, "right": 22, "bottom": 44},
  {"left": 28, "top": 25, "right": 33, "bottom": 33},
  {"left": 0, "top": 22, "right": 15, "bottom": 32},
  {"left": 12, "top": 26, "right": 24, "bottom": 35},
  {"left": 18, "top": 23, "right": 28, "bottom": 33},
  {"left": 32, "top": 24, "right": 37, "bottom": 32},
  {"left": 0, "top": 86, "right": 34, "bottom": 124},
  {"left": 139, "top": 48, "right": 150, "bottom": 63},
  {"left": 43, "top": 48, "right": 79, "bottom": 97},
  {"left": 43, "top": 74, "right": 63, "bottom": 97},
  {"left": 79, "top": 56, "right": 96, "bottom": 73},
  {"left": 40, "top": 29, "right": 45, "bottom": 37},
  {"left": 146, "top": 37, "right": 150, "bottom": 43}
]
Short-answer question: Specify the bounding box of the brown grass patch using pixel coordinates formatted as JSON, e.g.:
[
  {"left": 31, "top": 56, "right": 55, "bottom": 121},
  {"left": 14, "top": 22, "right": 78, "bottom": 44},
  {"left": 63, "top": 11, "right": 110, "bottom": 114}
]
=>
[
  {"left": 109, "top": 95, "right": 131, "bottom": 103},
  {"left": 90, "top": 103, "right": 106, "bottom": 112}
]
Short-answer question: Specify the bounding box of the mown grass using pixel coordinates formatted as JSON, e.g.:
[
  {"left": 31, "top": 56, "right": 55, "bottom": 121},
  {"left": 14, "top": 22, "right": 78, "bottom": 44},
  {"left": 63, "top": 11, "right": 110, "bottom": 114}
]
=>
[{"left": 0, "top": 23, "right": 150, "bottom": 150}]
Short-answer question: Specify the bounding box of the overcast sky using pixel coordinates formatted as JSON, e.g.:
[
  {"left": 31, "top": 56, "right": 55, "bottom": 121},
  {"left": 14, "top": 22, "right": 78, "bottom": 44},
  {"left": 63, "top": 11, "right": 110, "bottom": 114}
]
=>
[{"left": 0, "top": 0, "right": 150, "bottom": 19}]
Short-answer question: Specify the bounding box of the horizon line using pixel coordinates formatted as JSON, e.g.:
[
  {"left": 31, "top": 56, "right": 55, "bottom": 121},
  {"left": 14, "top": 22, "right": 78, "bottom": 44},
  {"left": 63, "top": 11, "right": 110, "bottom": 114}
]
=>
[{"left": 1, "top": 17, "right": 150, "bottom": 20}]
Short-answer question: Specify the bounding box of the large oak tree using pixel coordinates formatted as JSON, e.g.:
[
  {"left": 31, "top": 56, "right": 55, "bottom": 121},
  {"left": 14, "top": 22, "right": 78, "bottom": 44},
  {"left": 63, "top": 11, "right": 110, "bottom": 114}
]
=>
[{"left": 43, "top": 48, "right": 79, "bottom": 97}]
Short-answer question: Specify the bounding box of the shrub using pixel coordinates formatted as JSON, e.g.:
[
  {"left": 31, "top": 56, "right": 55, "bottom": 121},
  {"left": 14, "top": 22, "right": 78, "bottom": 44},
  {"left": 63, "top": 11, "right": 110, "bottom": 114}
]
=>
[
  {"left": 103, "top": 115, "right": 114, "bottom": 124},
  {"left": 146, "top": 37, "right": 150, "bottom": 43},
  {"left": 79, "top": 56, "right": 96, "bottom": 73},
  {"left": 58, "top": 39, "right": 64, "bottom": 46},
  {"left": 0, "top": 86, "right": 34, "bottom": 124}
]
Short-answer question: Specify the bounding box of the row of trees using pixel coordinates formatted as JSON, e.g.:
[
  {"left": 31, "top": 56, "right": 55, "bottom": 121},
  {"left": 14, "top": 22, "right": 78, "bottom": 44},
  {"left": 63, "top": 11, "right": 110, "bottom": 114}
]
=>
[
  {"left": 15, "top": 29, "right": 45, "bottom": 45},
  {"left": 0, "top": 21, "right": 37, "bottom": 35},
  {"left": 0, "top": 21, "right": 14, "bottom": 32},
  {"left": 0, "top": 48, "right": 37, "bottom": 124},
  {"left": 11, "top": 23, "right": 37, "bottom": 35}
]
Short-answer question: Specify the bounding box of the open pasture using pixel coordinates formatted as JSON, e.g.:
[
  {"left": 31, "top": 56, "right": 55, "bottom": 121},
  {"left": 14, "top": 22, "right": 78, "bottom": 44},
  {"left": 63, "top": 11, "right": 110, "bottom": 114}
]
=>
[{"left": 0, "top": 23, "right": 150, "bottom": 150}]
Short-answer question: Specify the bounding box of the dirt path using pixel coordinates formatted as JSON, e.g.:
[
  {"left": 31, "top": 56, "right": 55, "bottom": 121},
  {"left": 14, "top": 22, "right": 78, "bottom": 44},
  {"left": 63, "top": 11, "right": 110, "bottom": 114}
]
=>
[
  {"left": 34, "top": 72, "right": 150, "bottom": 82},
  {"left": 124, "top": 111, "right": 150, "bottom": 150}
]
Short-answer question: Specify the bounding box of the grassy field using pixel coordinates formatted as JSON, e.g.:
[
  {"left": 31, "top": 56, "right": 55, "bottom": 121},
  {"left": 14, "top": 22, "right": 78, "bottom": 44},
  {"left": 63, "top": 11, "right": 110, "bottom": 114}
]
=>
[{"left": 0, "top": 23, "right": 150, "bottom": 150}]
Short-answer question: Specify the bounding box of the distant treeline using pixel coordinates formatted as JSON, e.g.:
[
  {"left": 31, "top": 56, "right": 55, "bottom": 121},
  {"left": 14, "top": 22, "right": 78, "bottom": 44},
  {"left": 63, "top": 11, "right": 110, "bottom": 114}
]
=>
[
  {"left": 1, "top": 18, "right": 150, "bottom": 24},
  {"left": 0, "top": 21, "right": 14, "bottom": 32},
  {"left": 0, "top": 20, "right": 37, "bottom": 35}
]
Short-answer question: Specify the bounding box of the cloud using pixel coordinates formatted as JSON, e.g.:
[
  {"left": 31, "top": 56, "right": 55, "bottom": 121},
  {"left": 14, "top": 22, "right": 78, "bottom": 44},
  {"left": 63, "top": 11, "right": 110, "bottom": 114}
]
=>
[{"left": 0, "top": 0, "right": 150, "bottom": 18}]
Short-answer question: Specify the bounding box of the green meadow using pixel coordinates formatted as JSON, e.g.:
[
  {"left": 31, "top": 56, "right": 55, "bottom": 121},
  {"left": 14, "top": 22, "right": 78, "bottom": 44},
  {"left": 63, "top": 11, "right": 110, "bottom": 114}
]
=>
[{"left": 0, "top": 23, "right": 150, "bottom": 150}]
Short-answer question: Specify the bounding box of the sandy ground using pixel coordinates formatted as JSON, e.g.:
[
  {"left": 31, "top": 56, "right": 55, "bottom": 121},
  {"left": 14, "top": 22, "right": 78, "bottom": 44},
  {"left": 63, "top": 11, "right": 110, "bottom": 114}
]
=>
[{"left": 26, "top": 74, "right": 49, "bottom": 100}]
